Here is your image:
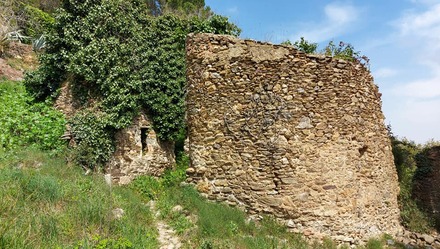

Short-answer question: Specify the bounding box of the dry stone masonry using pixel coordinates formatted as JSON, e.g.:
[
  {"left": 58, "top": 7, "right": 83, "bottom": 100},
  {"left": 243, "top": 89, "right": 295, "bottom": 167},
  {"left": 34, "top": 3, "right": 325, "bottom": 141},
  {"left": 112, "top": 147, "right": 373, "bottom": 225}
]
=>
[
  {"left": 185, "top": 33, "right": 402, "bottom": 243},
  {"left": 107, "top": 112, "right": 175, "bottom": 185},
  {"left": 55, "top": 81, "right": 174, "bottom": 184}
]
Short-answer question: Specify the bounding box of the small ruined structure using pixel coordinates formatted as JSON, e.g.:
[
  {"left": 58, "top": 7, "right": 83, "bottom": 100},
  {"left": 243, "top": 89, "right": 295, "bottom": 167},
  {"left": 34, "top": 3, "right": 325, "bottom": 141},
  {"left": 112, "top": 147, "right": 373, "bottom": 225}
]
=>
[
  {"left": 55, "top": 81, "right": 175, "bottom": 184},
  {"left": 185, "top": 33, "right": 402, "bottom": 242},
  {"left": 106, "top": 113, "right": 174, "bottom": 184}
]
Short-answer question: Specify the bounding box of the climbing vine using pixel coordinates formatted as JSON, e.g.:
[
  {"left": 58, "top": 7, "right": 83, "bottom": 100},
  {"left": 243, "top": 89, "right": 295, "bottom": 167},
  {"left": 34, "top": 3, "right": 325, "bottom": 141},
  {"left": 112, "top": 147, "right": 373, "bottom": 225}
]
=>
[{"left": 24, "top": 0, "right": 240, "bottom": 169}]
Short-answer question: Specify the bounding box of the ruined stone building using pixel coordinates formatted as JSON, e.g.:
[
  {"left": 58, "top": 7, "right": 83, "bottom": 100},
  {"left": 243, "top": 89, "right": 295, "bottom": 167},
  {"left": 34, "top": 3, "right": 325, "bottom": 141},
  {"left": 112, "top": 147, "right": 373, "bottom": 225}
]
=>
[
  {"left": 185, "top": 33, "right": 402, "bottom": 242},
  {"left": 106, "top": 113, "right": 175, "bottom": 184},
  {"left": 55, "top": 81, "right": 175, "bottom": 184}
]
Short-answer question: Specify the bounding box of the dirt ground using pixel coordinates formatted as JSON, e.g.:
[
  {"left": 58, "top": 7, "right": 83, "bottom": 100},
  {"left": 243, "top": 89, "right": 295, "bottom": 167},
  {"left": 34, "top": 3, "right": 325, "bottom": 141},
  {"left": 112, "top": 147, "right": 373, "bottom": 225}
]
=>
[{"left": 0, "top": 42, "right": 37, "bottom": 81}]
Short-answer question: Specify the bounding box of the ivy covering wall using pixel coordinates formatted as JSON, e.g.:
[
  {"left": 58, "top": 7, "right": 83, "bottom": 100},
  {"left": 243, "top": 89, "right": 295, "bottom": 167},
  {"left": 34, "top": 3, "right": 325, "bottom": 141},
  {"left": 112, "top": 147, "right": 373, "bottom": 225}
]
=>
[{"left": 24, "top": 0, "right": 240, "bottom": 169}]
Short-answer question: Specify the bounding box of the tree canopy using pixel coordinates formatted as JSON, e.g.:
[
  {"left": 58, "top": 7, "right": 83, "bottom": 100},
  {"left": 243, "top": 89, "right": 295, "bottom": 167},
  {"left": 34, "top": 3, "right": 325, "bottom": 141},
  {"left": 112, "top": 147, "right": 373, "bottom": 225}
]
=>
[{"left": 146, "top": 0, "right": 213, "bottom": 17}]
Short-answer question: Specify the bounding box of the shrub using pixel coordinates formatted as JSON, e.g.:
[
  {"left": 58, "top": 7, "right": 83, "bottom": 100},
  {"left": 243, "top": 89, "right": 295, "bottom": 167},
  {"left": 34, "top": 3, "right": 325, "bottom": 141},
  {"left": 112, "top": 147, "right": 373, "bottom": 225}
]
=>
[
  {"left": 282, "top": 37, "right": 318, "bottom": 54},
  {"left": 24, "top": 0, "right": 240, "bottom": 169},
  {"left": 390, "top": 135, "right": 436, "bottom": 232},
  {"left": 131, "top": 175, "right": 163, "bottom": 200},
  {"left": 19, "top": 4, "right": 55, "bottom": 38},
  {"left": 69, "top": 110, "right": 116, "bottom": 170}
]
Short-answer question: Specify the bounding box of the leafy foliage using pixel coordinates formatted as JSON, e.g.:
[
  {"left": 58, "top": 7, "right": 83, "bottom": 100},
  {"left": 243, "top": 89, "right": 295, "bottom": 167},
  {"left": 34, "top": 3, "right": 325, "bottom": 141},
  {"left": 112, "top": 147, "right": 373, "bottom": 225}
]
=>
[
  {"left": 24, "top": 0, "right": 240, "bottom": 169},
  {"left": 18, "top": 4, "right": 55, "bottom": 38},
  {"left": 0, "top": 79, "right": 66, "bottom": 153},
  {"left": 282, "top": 37, "right": 369, "bottom": 68},
  {"left": 146, "top": 0, "right": 213, "bottom": 18},
  {"left": 69, "top": 110, "right": 116, "bottom": 170},
  {"left": 324, "top": 40, "right": 368, "bottom": 65},
  {"left": 389, "top": 129, "right": 438, "bottom": 232},
  {"left": 282, "top": 37, "right": 318, "bottom": 54}
]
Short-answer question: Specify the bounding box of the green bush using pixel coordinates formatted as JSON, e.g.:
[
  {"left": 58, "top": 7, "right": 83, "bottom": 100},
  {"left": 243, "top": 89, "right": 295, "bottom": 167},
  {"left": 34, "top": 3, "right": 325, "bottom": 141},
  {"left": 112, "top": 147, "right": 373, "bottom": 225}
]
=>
[
  {"left": 0, "top": 80, "right": 66, "bottom": 153},
  {"left": 282, "top": 37, "right": 318, "bottom": 54},
  {"left": 390, "top": 136, "right": 435, "bottom": 232},
  {"left": 69, "top": 110, "right": 116, "bottom": 170},
  {"left": 19, "top": 4, "right": 55, "bottom": 38},
  {"left": 131, "top": 175, "right": 163, "bottom": 200},
  {"left": 24, "top": 0, "right": 240, "bottom": 170},
  {"left": 161, "top": 152, "right": 189, "bottom": 187}
]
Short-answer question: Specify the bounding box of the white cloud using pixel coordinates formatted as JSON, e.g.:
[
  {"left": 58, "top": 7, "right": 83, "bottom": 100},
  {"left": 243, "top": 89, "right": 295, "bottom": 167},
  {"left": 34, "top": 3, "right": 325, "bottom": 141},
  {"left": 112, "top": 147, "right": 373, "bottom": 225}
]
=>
[
  {"left": 288, "top": 2, "right": 360, "bottom": 42},
  {"left": 324, "top": 3, "right": 358, "bottom": 24},
  {"left": 394, "top": 76, "right": 440, "bottom": 98},
  {"left": 397, "top": 3, "right": 440, "bottom": 41},
  {"left": 387, "top": 2, "right": 440, "bottom": 142},
  {"left": 410, "top": 0, "right": 440, "bottom": 5},
  {"left": 388, "top": 98, "right": 440, "bottom": 143},
  {"left": 374, "top": 68, "right": 398, "bottom": 78},
  {"left": 392, "top": 3, "right": 440, "bottom": 96}
]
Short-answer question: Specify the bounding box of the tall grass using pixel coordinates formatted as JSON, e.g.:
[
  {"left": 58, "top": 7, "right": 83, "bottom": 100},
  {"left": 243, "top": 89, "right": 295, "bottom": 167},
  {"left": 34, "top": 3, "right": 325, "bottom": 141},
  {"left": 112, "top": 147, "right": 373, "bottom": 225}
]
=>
[{"left": 0, "top": 148, "right": 158, "bottom": 248}]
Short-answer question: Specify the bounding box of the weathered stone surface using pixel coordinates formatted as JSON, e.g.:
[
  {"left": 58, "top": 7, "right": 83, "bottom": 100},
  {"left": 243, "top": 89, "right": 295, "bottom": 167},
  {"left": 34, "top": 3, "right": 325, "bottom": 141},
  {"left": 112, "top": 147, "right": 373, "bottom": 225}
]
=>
[
  {"left": 55, "top": 82, "right": 175, "bottom": 184},
  {"left": 185, "top": 33, "right": 402, "bottom": 242},
  {"left": 421, "top": 234, "right": 435, "bottom": 244},
  {"left": 107, "top": 112, "right": 175, "bottom": 184}
]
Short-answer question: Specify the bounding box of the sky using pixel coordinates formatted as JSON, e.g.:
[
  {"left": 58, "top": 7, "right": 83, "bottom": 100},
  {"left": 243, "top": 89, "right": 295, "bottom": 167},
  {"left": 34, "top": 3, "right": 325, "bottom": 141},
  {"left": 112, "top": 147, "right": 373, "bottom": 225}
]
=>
[{"left": 205, "top": 0, "right": 440, "bottom": 144}]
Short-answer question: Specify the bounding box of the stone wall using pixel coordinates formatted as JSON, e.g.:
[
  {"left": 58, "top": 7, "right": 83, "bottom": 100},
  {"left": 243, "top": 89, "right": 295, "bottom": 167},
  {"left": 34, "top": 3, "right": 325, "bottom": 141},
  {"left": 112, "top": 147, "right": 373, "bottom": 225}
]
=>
[
  {"left": 185, "top": 33, "right": 402, "bottom": 242},
  {"left": 413, "top": 146, "right": 440, "bottom": 225}
]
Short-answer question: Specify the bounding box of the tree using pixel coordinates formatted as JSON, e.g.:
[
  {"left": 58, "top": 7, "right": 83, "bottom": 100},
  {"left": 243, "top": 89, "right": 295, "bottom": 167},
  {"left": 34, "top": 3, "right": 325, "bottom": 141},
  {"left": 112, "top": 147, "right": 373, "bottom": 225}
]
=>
[{"left": 145, "top": 0, "right": 213, "bottom": 18}]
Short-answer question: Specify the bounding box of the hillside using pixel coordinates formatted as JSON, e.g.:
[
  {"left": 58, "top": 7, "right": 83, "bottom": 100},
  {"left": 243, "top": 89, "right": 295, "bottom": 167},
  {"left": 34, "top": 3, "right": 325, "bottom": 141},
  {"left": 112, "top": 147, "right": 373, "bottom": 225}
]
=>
[{"left": 0, "top": 146, "right": 410, "bottom": 249}]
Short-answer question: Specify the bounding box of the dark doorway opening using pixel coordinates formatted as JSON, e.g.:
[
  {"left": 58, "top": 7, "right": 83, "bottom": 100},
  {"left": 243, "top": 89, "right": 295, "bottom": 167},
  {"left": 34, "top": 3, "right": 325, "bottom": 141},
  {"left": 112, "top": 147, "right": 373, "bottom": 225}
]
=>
[{"left": 141, "top": 127, "right": 149, "bottom": 152}]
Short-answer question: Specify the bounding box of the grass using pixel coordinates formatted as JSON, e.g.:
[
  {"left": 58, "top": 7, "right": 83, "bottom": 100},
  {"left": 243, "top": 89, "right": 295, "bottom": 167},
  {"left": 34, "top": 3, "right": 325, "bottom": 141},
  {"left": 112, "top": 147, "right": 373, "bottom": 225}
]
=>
[
  {"left": 0, "top": 148, "right": 158, "bottom": 248},
  {"left": 152, "top": 184, "right": 309, "bottom": 248},
  {"left": 0, "top": 148, "right": 422, "bottom": 249},
  {"left": 130, "top": 158, "right": 407, "bottom": 249}
]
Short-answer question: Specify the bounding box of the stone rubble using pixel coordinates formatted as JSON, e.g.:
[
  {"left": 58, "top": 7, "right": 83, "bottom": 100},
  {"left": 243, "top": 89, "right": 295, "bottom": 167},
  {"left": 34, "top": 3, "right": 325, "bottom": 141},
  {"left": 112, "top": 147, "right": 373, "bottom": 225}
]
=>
[
  {"left": 396, "top": 230, "right": 440, "bottom": 248},
  {"left": 157, "top": 221, "right": 182, "bottom": 249}
]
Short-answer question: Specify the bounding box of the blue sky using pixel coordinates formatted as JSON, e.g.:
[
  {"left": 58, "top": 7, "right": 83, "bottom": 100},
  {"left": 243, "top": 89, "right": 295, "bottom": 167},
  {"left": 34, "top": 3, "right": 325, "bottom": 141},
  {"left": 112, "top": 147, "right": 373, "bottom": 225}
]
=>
[{"left": 205, "top": 0, "right": 440, "bottom": 144}]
